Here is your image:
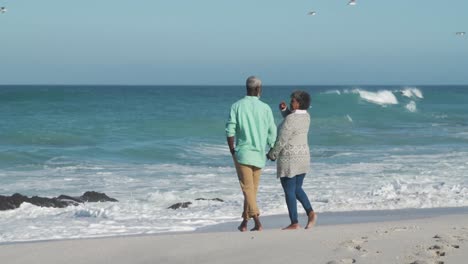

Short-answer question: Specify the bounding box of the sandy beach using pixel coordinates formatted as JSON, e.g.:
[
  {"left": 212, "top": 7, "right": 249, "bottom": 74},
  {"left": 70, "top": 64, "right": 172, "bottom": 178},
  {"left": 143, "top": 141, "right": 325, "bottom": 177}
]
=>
[{"left": 1, "top": 208, "right": 467, "bottom": 264}]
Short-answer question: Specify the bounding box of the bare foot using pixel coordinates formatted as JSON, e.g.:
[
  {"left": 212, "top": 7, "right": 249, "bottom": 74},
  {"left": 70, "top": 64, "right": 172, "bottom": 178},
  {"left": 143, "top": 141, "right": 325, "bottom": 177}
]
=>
[
  {"left": 282, "top": 223, "right": 301, "bottom": 230},
  {"left": 250, "top": 216, "right": 263, "bottom": 231},
  {"left": 238, "top": 220, "right": 248, "bottom": 232},
  {"left": 305, "top": 211, "right": 317, "bottom": 230},
  {"left": 250, "top": 225, "right": 263, "bottom": 231}
]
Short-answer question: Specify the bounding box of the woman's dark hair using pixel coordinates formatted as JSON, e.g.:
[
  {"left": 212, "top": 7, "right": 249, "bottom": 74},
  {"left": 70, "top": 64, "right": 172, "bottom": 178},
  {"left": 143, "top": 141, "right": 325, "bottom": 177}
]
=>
[{"left": 291, "top": 90, "right": 311, "bottom": 110}]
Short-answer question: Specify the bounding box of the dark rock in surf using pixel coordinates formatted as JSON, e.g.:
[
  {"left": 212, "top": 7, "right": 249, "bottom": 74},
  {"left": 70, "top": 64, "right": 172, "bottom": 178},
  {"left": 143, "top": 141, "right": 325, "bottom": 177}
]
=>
[
  {"left": 80, "top": 191, "right": 118, "bottom": 202},
  {"left": 168, "top": 202, "right": 192, "bottom": 209},
  {"left": 29, "top": 195, "right": 71, "bottom": 208},
  {"left": 56, "top": 195, "right": 84, "bottom": 205},
  {"left": 168, "top": 198, "right": 224, "bottom": 210},
  {"left": 0, "top": 193, "right": 25, "bottom": 210},
  {"left": 0, "top": 191, "right": 118, "bottom": 211}
]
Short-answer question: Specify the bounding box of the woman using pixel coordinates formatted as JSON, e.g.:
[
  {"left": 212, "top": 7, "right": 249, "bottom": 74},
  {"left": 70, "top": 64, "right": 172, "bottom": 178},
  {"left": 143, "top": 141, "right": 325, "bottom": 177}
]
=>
[{"left": 267, "top": 90, "right": 317, "bottom": 230}]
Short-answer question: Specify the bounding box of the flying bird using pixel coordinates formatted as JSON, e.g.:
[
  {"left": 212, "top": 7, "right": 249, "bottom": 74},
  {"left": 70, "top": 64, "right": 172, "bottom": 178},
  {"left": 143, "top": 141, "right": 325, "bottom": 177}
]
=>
[
  {"left": 308, "top": 11, "right": 317, "bottom": 16},
  {"left": 348, "top": 0, "right": 357, "bottom": 6},
  {"left": 0, "top": 7, "right": 7, "bottom": 13},
  {"left": 455, "top": 32, "right": 466, "bottom": 36}
]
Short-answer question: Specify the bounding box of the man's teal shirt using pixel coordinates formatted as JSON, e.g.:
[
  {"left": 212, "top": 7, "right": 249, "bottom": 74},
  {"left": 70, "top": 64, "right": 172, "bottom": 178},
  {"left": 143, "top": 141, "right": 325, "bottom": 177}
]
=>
[{"left": 226, "top": 96, "right": 277, "bottom": 168}]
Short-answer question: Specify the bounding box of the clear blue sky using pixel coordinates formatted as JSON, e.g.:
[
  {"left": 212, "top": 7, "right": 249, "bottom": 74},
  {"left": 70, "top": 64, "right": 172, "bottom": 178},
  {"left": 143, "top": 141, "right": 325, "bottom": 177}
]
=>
[{"left": 0, "top": 0, "right": 467, "bottom": 85}]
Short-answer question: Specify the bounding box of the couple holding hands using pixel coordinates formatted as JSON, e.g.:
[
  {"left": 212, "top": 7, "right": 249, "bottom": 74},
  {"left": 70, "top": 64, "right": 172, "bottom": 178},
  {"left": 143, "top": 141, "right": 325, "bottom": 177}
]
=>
[{"left": 226, "top": 76, "right": 317, "bottom": 232}]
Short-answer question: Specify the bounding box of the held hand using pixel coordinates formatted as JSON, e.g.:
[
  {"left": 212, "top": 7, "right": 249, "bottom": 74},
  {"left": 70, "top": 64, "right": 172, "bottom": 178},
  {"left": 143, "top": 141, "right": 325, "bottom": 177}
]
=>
[
  {"left": 266, "top": 149, "right": 276, "bottom": 161},
  {"left": 279, "top": 101, "right": 287, "bottom": 111}
]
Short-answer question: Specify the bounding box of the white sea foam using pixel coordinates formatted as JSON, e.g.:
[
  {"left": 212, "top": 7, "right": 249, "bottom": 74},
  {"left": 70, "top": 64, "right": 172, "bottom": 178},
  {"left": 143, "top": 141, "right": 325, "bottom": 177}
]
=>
[
  {"left": 146, "top": 191, "right": 180, "bottom": 204},
  {"left": 1, "top": 150, "right": 467, "bottom": 243},
  {"left": 192, "top": 143, "right": 230, "bottom": 157},
  {"left": 353, "top": 89, "right": 399, "bottom": 106},
  {"left": 433, "top": 114, "right": 448, "bottom": 119},
  {"left": 74, "top": 208, "right": 109, "bottom": 218},
  {"left": 323, "top": 90, "right": 341, "bottom": 95},
  {"left": 401, "top": 87, "right": 424, "bottom": 99},
  {"left": 453, "top": 132, "right": 468, "bottom": 140},
  {"left": 406, "top": 101, "right": 417, "bottom": 112}
]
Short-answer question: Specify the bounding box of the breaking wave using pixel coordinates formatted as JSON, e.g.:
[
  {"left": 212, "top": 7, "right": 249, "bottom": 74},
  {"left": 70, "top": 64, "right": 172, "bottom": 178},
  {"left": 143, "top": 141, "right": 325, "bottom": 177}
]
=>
[
  {"left": 353, "top": 89, "right": 399, "bottom": 106},
  {"left": 321, "top": 87, "right": 424, "bottom": 108},
  {"left": 400, "top": 87, "right": 424, "bottom": 99}
]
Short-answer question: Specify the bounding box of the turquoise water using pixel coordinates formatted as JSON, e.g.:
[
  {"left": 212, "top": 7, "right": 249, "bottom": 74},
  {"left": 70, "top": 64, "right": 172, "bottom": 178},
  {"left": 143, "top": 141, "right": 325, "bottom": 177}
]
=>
[
  {"left": 1, "top": 85, "right": 467, "bottom": 168},
  {"left": 0, "top": 85, "right": 467, "bottom": 242}
]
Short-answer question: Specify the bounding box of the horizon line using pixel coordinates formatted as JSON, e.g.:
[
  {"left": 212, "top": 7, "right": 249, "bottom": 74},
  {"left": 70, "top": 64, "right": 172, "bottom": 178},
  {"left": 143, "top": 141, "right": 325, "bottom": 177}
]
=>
[{"left": 1, "top": 83, "right": 468, "bottom": 87}]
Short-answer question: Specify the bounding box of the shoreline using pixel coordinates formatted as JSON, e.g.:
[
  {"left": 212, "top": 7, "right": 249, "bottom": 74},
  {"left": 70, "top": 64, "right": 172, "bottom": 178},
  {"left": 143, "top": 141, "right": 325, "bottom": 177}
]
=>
[
  {"left": 196, "top": 206, "right": 468, "bottom": 233},
  {"left": 1, "top": 206, "right": 468, "bottom": 246},
  {"left": 1, "top": 207, "right": 468, "bottom": 264}
]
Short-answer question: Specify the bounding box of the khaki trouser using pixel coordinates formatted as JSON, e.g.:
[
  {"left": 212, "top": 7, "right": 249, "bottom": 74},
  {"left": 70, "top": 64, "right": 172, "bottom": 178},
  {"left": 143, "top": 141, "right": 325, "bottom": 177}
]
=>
[{"left": 233, "top": 157, "right": 261, "bottom": 220}]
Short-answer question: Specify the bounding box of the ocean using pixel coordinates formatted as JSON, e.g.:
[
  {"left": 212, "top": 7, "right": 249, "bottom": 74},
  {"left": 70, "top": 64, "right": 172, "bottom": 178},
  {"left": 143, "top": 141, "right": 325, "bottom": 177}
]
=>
[{"left": 0, "top": 85, "right": 467, "bottom": 243}]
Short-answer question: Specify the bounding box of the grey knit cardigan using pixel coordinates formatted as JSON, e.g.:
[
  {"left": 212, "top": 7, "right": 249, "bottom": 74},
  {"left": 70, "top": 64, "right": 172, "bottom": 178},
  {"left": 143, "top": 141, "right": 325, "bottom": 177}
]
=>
[{"left": 268, "top": 109, "right": 310, "bottom": 178}]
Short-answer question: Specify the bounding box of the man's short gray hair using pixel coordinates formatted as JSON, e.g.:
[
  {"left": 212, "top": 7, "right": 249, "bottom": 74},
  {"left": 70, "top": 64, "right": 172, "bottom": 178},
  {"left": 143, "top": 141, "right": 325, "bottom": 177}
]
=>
[{"left": 246, "top": 76, "right": 262, "bottom": 90}]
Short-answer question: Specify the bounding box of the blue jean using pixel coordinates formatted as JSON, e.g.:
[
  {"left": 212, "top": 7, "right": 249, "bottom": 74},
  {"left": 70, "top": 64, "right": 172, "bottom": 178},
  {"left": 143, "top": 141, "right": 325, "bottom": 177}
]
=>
[{"left": 280, "top": 174, "right": 313, "bottom": 224}]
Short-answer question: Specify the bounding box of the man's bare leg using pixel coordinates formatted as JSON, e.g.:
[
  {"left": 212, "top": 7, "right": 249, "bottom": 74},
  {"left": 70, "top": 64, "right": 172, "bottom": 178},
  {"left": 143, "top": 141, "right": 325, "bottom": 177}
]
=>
[
  {"left": 250, "top": 216, "right": 263, "bottom": 231},
  {"left": 238, "top": 219, "right": 248, "bottom": 232}
]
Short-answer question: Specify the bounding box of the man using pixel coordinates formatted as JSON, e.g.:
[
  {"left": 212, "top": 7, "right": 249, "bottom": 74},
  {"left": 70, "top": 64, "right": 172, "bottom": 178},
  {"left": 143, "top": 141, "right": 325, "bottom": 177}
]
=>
[{"left": 225, "top": 76, "right": 277, "bottom": 232}]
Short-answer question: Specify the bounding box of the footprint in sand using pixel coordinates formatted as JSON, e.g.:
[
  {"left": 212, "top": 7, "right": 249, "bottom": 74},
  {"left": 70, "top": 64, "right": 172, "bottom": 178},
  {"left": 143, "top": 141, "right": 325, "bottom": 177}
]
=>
[
  {"left": 326, "top": 258, "right": 356, "bottom": 264},
  {"left": 410, "top": 231, "right": 465, "bottom": 264},
  {"left": 331, "top": 238, "right": 368, "bottom": 263},
  {"left": 421, "top": 234, "right": 463, "bottom": 262},
  {"left": 427, "top": 245, "right": 446, "bottom": 257},
  {"left": 431, "top": 233, "right": 463, "bottom": 251},
  {"left": 336, "top": 239, "right": 368, "bottom": 255},
  {"left": 410, "top": 261, "right": 444, "bottom": 264}
]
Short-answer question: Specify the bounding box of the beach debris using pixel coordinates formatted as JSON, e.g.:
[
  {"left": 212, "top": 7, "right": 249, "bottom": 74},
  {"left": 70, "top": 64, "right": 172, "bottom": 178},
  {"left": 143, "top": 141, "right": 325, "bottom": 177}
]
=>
[
  {"left": 308, "top": 11, "right": 317, "bottom": 16},
  {"left": 0, "top": 6, "right": 6, "bottom": 13},
  {"left": 0, "top": 191, "right": 118, "bottom": 211},
  {"left": 455, "top": 32, "right": 466, "bottom": 36},
  {"left": 168, "top": 197, "right": 224, "bottom": 210},
  {"left": 348, "top": 0, "right": 357, "bottom": 6}
]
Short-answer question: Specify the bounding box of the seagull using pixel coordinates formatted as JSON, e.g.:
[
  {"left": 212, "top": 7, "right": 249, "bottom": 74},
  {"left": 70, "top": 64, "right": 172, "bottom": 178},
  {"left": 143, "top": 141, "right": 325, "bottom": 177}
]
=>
[
  {"left": 0, "top": 7, "right": 7, "bottom": 13},
  {"left": 348, "top": 0, "right": 357, "bottom": 6},
  {"left": 456, "top": 32, "right": 466, "bottom": 36},
  {"left": 308, "top": 11, "right": 317, "bottom": 16}
]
